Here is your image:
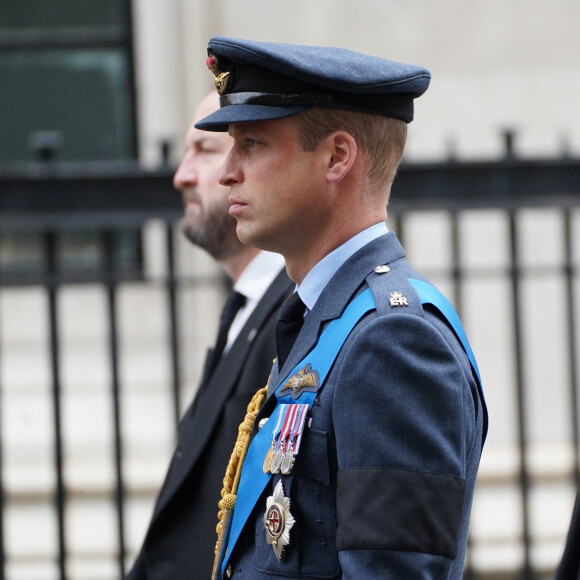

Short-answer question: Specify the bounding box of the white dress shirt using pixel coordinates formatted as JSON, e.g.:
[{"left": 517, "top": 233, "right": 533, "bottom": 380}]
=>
[{"left": 224, "top": 251, "right": 286, "bottom": 352}]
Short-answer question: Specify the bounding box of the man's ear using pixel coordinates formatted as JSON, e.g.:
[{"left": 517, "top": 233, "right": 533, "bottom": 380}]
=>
[{"left": 326, "top": 131, "right": 357, "bottom": 184}]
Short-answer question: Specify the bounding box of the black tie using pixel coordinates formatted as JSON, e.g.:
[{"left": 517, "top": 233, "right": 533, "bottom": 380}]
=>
[
  {"left": 206, "top": 291, "right": 246, "bottom": 380},
  {"left": 276, "top": 292, "right": 305, "bottom": 369}
]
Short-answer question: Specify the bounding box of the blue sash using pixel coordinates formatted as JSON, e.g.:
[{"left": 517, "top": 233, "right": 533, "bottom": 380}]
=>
[
  {"left": 408, "top": 279, "right": 481, "bottom": 385},
  {"left": 220, "top": 280, "right": 483, "bottom": 577},
  {"left": 408, "top": 278, "right": 487, "bottom": 446},
  {"left": 220, "top": 288, "right": 376, "bottom": 577}
]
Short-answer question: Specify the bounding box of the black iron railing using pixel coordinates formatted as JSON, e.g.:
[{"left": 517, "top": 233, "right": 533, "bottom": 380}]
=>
[{"left": 1, "top": 156, "right": 580, "bottom": 580}]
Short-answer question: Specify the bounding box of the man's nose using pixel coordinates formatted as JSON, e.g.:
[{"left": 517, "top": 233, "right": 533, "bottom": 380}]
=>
[
  {"left": 218, "top": 150, "right": 241, "bottom": 186},
  {"left": 173, "top": 156, "right": 197, "bottom": 190}
]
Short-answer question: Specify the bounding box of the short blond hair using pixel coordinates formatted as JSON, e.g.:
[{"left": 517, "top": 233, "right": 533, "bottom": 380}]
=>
[{"left": 296, "top": 108, "right": 407, "bottom": 195}]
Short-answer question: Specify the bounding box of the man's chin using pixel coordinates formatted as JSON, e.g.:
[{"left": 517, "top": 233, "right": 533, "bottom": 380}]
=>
[
  {"left": 182, "top": 220, "right": 202, "bottom": 244},
  {"left": 236, "top": 226, "right": 273, "bottom": 254},
  {"left": 235, "top": 224, "right": 253, "bottom": 247}
]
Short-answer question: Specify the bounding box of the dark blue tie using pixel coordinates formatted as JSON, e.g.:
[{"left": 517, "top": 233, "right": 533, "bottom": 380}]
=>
[{"left": 275, "top": 292, "right": 305, "bottom": 368}]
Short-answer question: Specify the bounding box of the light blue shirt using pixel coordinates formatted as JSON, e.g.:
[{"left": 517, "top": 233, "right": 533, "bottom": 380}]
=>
[{"left": 297, "top": 222, "right": 388, "bottom": 313}]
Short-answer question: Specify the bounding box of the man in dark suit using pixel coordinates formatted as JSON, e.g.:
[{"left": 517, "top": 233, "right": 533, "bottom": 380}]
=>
[
  {"left": 126, "top": 92, "right": 293, "bottom": 580},
  {"left": 556, "top": 492, "right": 580, "bottom": 579},
  {"left": 196, "top": 38, "right": 488, "bottom": 579}
]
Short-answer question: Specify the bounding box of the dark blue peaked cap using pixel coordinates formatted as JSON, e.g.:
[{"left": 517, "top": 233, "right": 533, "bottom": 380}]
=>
[{"left": 195, "top": 37, "right": 431, "bottom": 131}]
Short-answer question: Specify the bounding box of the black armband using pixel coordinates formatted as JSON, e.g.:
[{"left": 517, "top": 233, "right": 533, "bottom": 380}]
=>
[{"left": 336, "top": 467, "right": 466, "bottom": 559}]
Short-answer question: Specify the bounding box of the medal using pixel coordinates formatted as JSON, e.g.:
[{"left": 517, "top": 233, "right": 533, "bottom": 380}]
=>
[
  {"left": 264, "top": 405, "right": 286, "bottom": 474},
  {"left": 281, "top": 404, "right": 308, "bottom": 475},
  {"left": 271, "top": 405, "right": 294, "bottom": 474},
  {"left": 265, "top": 403, "right": 310, "bottom": 474},
  {"left": 270, "top": 448, "right": 283, "bottom": 474},
  {"left": 280, "top": 450, "right": 295, "bottom": 474},
  {"left": 279, "top": 405, "right": 299, "bottom": 475},
  {"left": 263, "top": 441, "right": 275, "bottom": 473},
  {"left": 263, "top": 480, "right": 295, "bottom": 560}
]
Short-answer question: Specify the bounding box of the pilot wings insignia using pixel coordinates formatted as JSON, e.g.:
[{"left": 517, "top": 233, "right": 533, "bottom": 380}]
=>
[{"left": 279, "top": 364, "right": 320, "bottom": 399}]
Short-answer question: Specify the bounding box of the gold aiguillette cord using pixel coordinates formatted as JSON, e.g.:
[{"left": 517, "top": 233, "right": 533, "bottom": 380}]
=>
[{"left": 211, "top": 383, "right": 269, "bottom": 580}]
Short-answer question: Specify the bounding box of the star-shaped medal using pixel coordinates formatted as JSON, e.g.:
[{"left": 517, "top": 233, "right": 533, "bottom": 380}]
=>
[{"left": 263, "top": 480, "right": 295, "bottom": 560}]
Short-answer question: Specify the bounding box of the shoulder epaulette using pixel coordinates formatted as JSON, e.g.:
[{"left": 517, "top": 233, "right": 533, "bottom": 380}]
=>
[{"left": 365, "top": 262, "right": 424, "bottom": 318}]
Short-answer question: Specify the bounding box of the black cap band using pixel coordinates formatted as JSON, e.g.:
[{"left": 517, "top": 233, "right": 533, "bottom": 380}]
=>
[{"left": 220, "top": 92, "right": 335, "bottom": 108}]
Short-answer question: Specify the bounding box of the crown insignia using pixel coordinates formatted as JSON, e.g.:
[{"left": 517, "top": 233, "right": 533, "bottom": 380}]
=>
[{"left": 389, "top": 291, "right": 409, "bottom": 307}]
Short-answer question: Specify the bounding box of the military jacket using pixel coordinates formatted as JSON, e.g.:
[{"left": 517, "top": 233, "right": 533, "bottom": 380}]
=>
[{"left": 223, "top": 233, "right": 487, "bottom": 579}]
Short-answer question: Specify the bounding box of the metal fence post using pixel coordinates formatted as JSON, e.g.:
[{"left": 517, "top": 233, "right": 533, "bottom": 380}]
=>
[
  {"left": 508, "top": 211, "right": 534, "bottom": 580},
  {"left": 165, "top": 221, "right": 182, "bottom": 433},
  {"left": 0, "top": 277, "right": 5, "bottom": 580},
  {"left": 45, "top": 231, "right": 68, "bottom": 580},
  {"left": 102, "top": 231, "right": 126, "bottom": 579},
  {"left": 564, "top": 209, "right": 580, "bottom": 489}
]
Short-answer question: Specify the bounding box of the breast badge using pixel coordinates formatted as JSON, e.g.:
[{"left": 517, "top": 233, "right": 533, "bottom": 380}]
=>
[
  {"left": 264, "top": 480, "right": 295, "bottom": 561},
  {"left": 279, "top": 363, "right": 320, "bottom": 399}
]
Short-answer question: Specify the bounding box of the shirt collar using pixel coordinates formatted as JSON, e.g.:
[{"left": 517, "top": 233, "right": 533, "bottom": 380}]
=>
[
  {"left": 234, "top": 250, "right": 286, "bottom": 302},
  {"left": 298, "top": 222, "right": 388, "bottom": 312}
]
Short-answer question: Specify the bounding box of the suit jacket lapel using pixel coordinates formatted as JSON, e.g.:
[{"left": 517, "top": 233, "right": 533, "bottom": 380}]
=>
[{"left": 152, "top": 268, "right": 291, "bottom": 520}]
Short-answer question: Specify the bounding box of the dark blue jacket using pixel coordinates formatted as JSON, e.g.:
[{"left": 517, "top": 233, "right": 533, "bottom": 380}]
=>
[{"left": 225, "top": 233, "right": 487, "bottom": 579}]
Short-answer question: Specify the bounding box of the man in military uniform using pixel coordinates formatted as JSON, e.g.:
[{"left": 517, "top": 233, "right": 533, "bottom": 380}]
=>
[{"left": 197, "top": 38, "right": 488, "bottom": 579}]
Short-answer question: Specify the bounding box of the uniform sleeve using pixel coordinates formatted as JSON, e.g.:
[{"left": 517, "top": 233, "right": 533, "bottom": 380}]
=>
[{"left": 332, "top": 312, "right": 476, "bottom": 579}]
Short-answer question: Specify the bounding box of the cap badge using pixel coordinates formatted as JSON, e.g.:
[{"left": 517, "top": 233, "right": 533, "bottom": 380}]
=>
[
  {"left": 279, "top": 363, "right": 320, "bottom": 399},
  {"left": 389, "top": 291, "right": 409, "bottom": 307},
  {"left": 206, "top": 55, "right": 219, "bottom": 73},
  {"left": 264, "top": 480, "right": 295, "bottom": 561},
  {"left": 206, "top": 52, "right": 230, "bottom": 95}
]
